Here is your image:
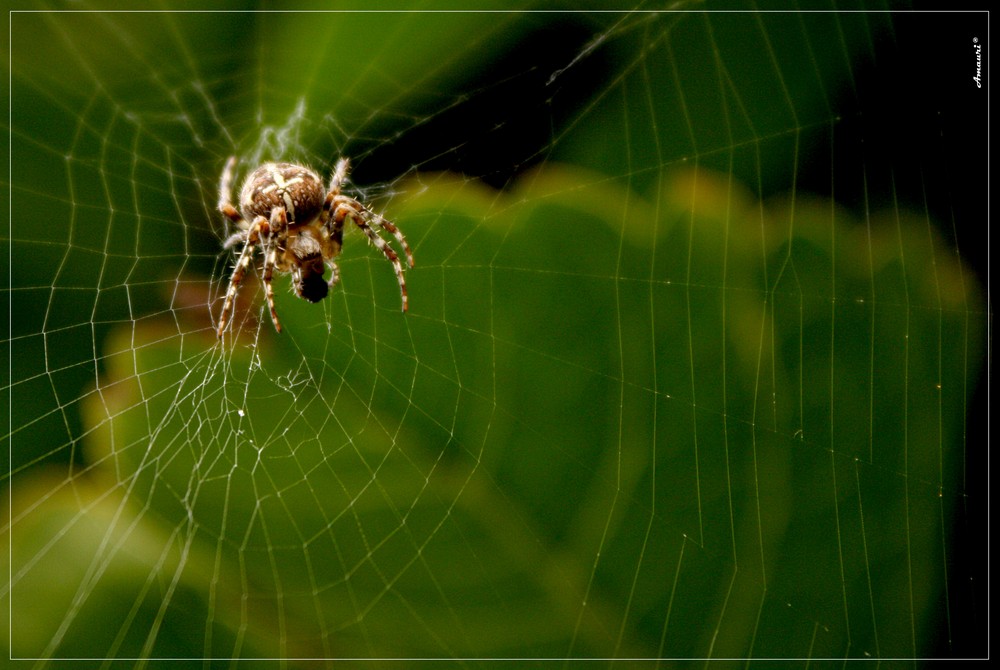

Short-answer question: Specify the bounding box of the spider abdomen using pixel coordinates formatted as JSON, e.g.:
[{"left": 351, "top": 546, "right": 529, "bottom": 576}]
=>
[{"left": 239, "top": 162, "right": 324, "bottom": 224}]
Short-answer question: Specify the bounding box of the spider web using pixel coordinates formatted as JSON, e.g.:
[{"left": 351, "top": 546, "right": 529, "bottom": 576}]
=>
[{"left": 4, "top": 2, "right": 990, "bottom": 665}]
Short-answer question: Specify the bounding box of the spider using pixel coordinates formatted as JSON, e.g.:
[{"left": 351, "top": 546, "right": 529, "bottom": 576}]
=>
[{"left": 215, "top": 156, "right": 414, "bottom": 337}]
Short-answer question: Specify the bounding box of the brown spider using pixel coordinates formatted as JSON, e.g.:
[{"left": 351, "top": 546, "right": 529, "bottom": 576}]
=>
[{"left": 215, "top": 156, "right": 414, "bottom": 337}]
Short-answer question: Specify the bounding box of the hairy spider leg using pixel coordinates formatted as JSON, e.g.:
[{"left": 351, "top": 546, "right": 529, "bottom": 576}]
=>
[
  {"left": 218, "top": 156, "right": 242, "bottom": 224},
  {"left": 332, "top": 200, "right": 409, "bottom": 312},
  {"left": 319, "top": 159, "right": 415, "bottom": 270},
  {"left": 261, "top": 243, "right": 282, "bottom": 333},
  {"left": 327, "top": 260, "right": 341, "bottom": 288},
  {"left": 323, "top": 204, "right": 345, "bottom": 289},
  {"left": 217, "top": 215, "right": 267, "bottom": 337},
  {"left": 320, "top": 159, "right": 349, "bottom": 227},
  {"left": 319, "top": 163, "right": 347, "bottom": 291},
  {"left": 223, "top": 230, "right": 247, "bottom": 250},
  {"left": 259, "top": 207, "right": 289, "bottom": 333},
  {"left": 368, "top": 213, "right": 415, "bottom": 268},
  {"left": 328, "top": 157, "right": 350, "bottom": 196}
]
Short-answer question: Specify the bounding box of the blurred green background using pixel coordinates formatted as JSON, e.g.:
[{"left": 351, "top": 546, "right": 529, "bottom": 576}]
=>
[{"left": 3, "top": 1, "right": 988, "bottom": 666}]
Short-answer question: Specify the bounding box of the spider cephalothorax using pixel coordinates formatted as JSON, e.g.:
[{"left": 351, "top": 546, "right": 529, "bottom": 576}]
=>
[{"left": 215, "top": 157, "right": 414, "bottom": 337}]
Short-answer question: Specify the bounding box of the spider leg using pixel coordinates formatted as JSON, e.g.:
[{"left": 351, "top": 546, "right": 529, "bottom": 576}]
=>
[
  {"left": 320, "top": 158, "right": 351, "bottom": 226},
  {"left": 327, "top": 260, "right": 340, "bottom": 288},
  {"left": 261, "top": 243, "right": 282, "bottom": 333},
  {"left": 368, "top": 211, "right": 414, "bottom": 268},
  {"left": 334, "top": 202, "right": 409, "bottom": 312},
  {"left": 218, "top": 156, "right": 242, "bottom": 224},
  {"left": 329, "top": 157, "right": 350, "bottom": 196},
  {"left": 217, "top": 216, "right": 267, "bottom": 337},
  {"left": 318, "top": 191, "right": 345, "bottom": 277},
  {"left": 223, "top": 230, "right": 247, "bottom": 250},
  {"left": 261, "top": 207, "right": 289, "bottom": 333}
]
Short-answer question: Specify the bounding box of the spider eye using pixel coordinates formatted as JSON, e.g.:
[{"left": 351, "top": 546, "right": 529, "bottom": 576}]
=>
[{"left": 297, "top": 266, "right": 328, "bottom": 303}]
